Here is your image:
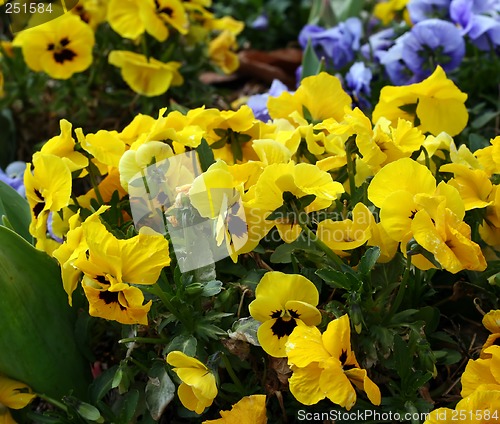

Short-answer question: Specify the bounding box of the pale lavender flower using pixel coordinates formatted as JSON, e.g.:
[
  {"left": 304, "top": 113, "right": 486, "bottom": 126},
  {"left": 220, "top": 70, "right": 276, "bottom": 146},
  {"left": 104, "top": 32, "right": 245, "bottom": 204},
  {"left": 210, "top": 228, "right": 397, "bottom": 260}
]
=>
[
  {"left": 0, "top": 161, "right": 26, "bottom": 197},
  {"left": 402, "top": 19, "right": 465, "bottom": 76},
  {"left": 361, "top": 27, "right": 397, "bottom": 64},
  {"left": 298, "top": 18, "right": 363, "bottom": 69},
  {"left": 250, "top": 14, "right": 268, "bottom": 30},
  {"left": 450, "top": 0, "right": 500, "bottom": 50},
  {"left": 246, "top": 79, "right": 289, "bottom": 122},
  {"left": 345, "top": 62, "right": 372, "bottom": 110},
  {"left": 407, "top": 0, "right": 451, "bottom": 23}
]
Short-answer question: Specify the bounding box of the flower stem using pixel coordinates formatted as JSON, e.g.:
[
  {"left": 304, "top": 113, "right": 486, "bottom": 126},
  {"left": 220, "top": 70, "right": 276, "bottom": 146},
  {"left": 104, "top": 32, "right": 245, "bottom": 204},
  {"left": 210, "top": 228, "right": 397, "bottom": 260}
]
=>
[
  {"left": 294, "top": 207, "right": 344, "bottom": 269},
  {"left": 37, "top": 393, "right": 68, "bottom": 413},
  {"left": 221, "top": 353, "right": 246, "bottom": 394},
  {"left": 119, "top": 336, "right": 170, "bottom": 344},
  {"left": 389, "top": 256, "right": 412, "bottom": 316}
]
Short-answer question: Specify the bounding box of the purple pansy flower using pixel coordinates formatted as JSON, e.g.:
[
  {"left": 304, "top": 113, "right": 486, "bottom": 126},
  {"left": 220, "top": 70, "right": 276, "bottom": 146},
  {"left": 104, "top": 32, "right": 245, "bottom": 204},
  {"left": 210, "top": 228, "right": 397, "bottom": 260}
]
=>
[
  {"left": 0, "top": 161, "right": 26, "bottom": 197},
  {"left": 298, "top": 18, "right": 363, "bottom": 70},
  {"left": 250, "top": 13, "right": 268, "bottom": 30},
  {"left": 378, "top": 33, "right": 421, "bottom": 85},
  {"left": 407, "top": 0, "right": 451, "bottom": 23},
  {"left": 361, "top": 27, "right": 397, "bottom": 64},
  {"left": 247, "top": 79, "right": 290, "bottom": 122},
  {"left": 402, "top": 19, "right": 465, "bottom": 76},
  {"left": 345, "top": 62, "right": 373, "bottom": 110},
  {"left": 450, "top": 0, "right": 500, "bottom": 50}
]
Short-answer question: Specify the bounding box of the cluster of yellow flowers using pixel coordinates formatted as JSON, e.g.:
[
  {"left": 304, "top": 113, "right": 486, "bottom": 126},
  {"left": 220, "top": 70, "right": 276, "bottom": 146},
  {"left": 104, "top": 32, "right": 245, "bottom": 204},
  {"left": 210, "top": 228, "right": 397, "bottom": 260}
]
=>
[
  {"left": 8, "top": 0, "right": 243, "bottom": 95},
  {"left": 21, "top": 67, "right": 500, "bottom": 417}
]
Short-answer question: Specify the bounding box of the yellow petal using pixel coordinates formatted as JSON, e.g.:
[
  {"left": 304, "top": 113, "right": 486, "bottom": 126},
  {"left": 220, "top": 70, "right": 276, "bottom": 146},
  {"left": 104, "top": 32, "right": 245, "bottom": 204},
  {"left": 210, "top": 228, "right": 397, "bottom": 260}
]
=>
[
  {"left": 286, "top": 325, "right": 330, "bottom": 367},
  {"left": 288, "top": 363, "right": 326, "bottom": 405}
]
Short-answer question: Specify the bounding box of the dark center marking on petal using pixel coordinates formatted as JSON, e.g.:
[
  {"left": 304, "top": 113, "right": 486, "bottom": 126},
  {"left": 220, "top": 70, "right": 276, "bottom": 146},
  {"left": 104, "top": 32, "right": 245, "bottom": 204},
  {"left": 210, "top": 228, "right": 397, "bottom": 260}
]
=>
[
  {"left": 409, "top": 210, "right": 417, "bottom": 219},
  {"left": 59, "top": 37, "right": 70, "bottom": 47},
  {"left": 98, "top": 290, "right": 126, "bottom": 310},
  {"left": 288, "top": 309, "right": 300, "bottom": 318},
  {"left": 271, "top": 317, "right": 297, "bottom": 339},
  {"left": 270, "top": 310, "right": 282, "bottom": 319},
  {"left": 54, "top": 49, "right": 77, "bottom": 64},
  {"left": 47, "top": 43, "right": 55, "bottom": 51}
]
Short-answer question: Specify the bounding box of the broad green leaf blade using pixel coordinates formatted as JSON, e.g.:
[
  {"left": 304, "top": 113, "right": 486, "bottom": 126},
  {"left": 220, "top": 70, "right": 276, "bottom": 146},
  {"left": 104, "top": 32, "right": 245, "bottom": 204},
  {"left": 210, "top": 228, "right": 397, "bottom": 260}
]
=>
[
  {"left": 0, "top": 181, "right": 32, "bottom": 243},
  {"left": 300, "top": 39, "right": 322, "bottom": 81},
  {"left": 0, "top": 226, "right": 91, "bottom": 399},
  {"left": 145, "top": 363, "right": 175, "bottom": 421}
]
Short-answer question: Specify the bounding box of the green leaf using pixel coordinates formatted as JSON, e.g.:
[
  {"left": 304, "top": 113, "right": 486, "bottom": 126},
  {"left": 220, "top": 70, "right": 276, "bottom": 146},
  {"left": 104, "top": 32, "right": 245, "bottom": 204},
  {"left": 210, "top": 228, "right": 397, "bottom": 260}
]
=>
[
  {"left": 0, "top": 226, "right": 91, "bottom": 399},
  {"left": 164, "top": 334, "right": 197, "bottom": 356},
  {"left": 328, "top": 0, "right": 364, "bottom": 21},
  {"left": 146, "top": 363, "right": 175, "bottom": 421},
  {"left": 201, "top": 279, "right": 223, "bottom": 297},
  {"left": 117, "top": 389, "right": 140, "bottom": 424},
  {"left": 357, "top": 246, "right": 380, "bottom": 276},
  {"left": 300, "top": 39, "right": 322, "bottom": 81},
  {"left": 0, "top": 181, "right": 32, "bottom": 242},
  {"left": 90, "top": 366, "right": 119, "bottom": 404},
  {"left": 316, "top": 268, "right": 361, "bottom": 291},
  {"left": 196, "top": 138, "right": 215, "bottom": 172},
  {"left": 393, "top": 335, "right": 412, "bottom": 382},
  {"left": 471, "top": 110, "right": 500, "bottom": 129}
]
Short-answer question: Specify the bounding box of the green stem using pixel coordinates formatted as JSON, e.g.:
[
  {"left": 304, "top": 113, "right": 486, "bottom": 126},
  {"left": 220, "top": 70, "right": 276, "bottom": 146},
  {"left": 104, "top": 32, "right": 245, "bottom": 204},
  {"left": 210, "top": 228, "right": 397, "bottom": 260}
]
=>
[
  {"left": 88, "top": 161, "right": 104, "bottom": 205},
  {"left": 119, "top": 336, "right": 170, "bottom": 344},
  {"left": 146, "top": 283, "right": 179, "bottom": 316},
  {"left": 297, "top": 219, "right": 344, "bottom": 269},
  {"left": 37, "top": 393, "right": 68, "bottom": 413},
  {"left": 345, "top": 148, "right": 357, "bottom": 198},
  {"left": 221, "top": 353, "right": 246, "bottom": 394},
  {"left": 389, "top": 256, "right": 412, "bottom": 316}
]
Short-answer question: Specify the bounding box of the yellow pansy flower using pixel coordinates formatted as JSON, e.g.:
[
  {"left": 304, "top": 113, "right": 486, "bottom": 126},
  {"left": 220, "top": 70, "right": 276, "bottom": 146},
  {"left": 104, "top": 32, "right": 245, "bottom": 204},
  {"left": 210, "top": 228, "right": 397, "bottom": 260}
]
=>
[
  {"left": 71, "top": 218, "right": 170, "bottom": 324},
  {"left": 251, "top": 162, "right": 344, "bottom": 243},
  {"left": 268, "top": 72, "right": 352, "bottom": 124},
  {"left": 139, "top": 0, "right": 188, "bottom": 41},
  {"left": 72, "top": 0, "right": 109, "bottom": 29},
  {"left": 481, "top": 310, "right": 500, "bottom": 357},
  {"left": 119, "top": 140, "right": 174, "bottom": 191},
  {"left": 440, "top": 163, "right": 493, "bottom": 210},
  {"left": 248, "top": 271, "right": 322, "bottom": 358},
  {"left": 24, "top": 152, "right": 72, "bottom": 239},
  {"left": 82, "top": 276, "right": 152, "bottom": 325},
  {"left": 0, "top": 374, "right": 36, "bottom": 424},
  {"left": 13, "top": 14, "right": 94, "bottom": 79},
  {"left": 373, "top": 0, "right": 411, "bottom": 25},
  {"left": 74, "top": 219, "right": 171, "bottom": 288},
  {"left": 317, "top": 203, "right": 374, "bottom": 253},
  {"left": 209, "top": 30, "right": 239, "bottom": 74},
  {"left": 368, "top": 158, "right": 436, "bottom": 242},
  {"left": 109, "top": 51, "right": 183, "bottom": 97},
  {"left": 424, "top": 389, "right": 500, "bottom": 423},
  {"left": 479, "top": 185, "right": 500, "bottom": 247},
  {"left": 52, "top": 206, "right": 108, "bottom": 305},
  {"left": 40, "top": 119, "right": 88, "bottom": 172},
  {"left": 461, "top": 346, "right": 500, "bottom": 397},
  {"left": 372, "top": 66, "right": 468, "bottom": 136},
  {"left": 107, "top": 0, "right": 144, "bottom": 39},
  {"left": 203, "top": 395, "right": 267, "bottom": 424},
  {"left": 411, "top": 204, "right": 486, "bottom": 273},
  {"left": 475, "top": 136, "right": 500, "bottom": 176},
  {"left": 166, "top": 351, "right": 217, "bottom": 414},
  {"left": 285, "top": 314, "right": 381, "bottom": 410}
]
